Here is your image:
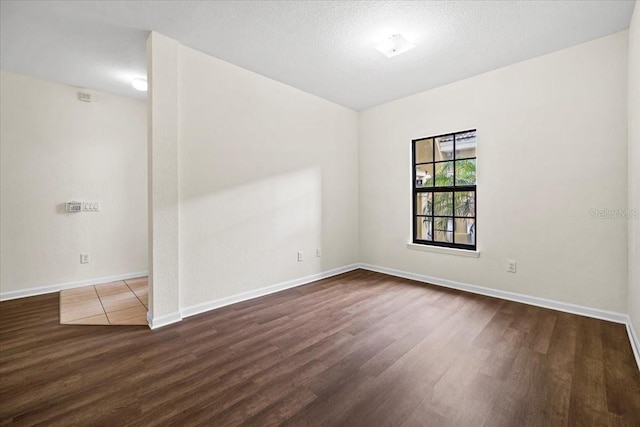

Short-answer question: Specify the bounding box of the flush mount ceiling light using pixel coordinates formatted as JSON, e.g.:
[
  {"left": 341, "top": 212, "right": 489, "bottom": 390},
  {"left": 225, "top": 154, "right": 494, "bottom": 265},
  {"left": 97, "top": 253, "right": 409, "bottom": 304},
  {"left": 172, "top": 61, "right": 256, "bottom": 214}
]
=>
[
  {"left": 374, "top": 34, "right": 416, "bottom": 58},
  {"left": 131, "top": 78, "right": 148, "bottom": 91}
]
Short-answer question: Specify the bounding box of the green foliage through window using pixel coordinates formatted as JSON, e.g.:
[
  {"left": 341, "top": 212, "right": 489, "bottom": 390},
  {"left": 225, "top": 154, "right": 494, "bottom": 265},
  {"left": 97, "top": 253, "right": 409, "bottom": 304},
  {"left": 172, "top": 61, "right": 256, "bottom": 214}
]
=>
[{"left": 412, "top": 130, "right": 477, "bottom": 249}]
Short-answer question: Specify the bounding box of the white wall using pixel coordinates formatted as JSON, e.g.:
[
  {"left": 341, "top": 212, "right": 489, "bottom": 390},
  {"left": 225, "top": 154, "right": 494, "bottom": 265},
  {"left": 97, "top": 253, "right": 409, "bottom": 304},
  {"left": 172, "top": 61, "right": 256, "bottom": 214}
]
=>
[
  {"left": 147, "top": 33, "right": 180, "bottom": 323},
  {"left": 629, "top": 4, "right": 640, "bottom": 335},
  {"left": 0, "top": 71, "right": 147, "bottom": 296},
  {"left": 147, "top": 33, "right": 359, "bottom": 316},
  {"left": 359, "top": 31, "right": 629, "bottom": 313}
]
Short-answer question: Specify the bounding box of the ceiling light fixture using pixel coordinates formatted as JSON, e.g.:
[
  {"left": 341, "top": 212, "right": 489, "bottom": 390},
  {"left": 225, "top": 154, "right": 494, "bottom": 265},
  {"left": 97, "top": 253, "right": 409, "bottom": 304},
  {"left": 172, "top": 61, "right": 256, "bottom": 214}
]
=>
[
  {"left": 374, "top": 34, "right": 416, "bottom": 58},
  {"left": 131, "top": 78, "right": 148, "bottom": 91}
]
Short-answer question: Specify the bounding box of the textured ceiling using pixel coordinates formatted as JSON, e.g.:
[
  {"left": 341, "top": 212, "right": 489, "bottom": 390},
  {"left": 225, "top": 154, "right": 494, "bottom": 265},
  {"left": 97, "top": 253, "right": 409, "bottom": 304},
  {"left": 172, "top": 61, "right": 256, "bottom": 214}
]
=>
[{"left": 0, "top": 0, "right": 635, "bottom": 111}]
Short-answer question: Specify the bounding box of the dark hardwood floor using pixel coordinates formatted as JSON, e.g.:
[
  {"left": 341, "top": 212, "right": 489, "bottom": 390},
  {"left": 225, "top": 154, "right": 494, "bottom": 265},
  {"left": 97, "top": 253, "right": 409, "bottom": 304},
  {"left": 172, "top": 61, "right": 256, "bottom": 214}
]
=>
[{"left": 1, "top": 269, "right": 639, "bottom": 426}]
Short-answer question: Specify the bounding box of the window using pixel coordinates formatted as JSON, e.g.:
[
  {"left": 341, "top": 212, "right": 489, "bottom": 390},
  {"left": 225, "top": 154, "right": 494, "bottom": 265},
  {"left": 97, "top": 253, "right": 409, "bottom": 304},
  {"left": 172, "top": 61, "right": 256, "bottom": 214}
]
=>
[{"left": 412, "top": 129, "right": 476, "bottom": 250}]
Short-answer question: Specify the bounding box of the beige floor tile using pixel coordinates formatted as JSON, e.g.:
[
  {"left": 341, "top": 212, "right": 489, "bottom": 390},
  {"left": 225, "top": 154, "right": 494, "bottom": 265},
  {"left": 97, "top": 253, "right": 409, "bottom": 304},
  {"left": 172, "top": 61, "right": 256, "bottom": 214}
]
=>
[
  {"left": 128, "top": 287, "right": 147, "bottom": 296},
  {"left": 60, "top": 288, "right": 98, "bottom": 304},
  {"left": 132, "top": 284, "right": 147, "bottom": 292},
  {"left": 132, "top": 288, "right": 148, "bottom": 299},
  {"left": 125, "top": 277, "right": 148, "bottom": 289},
  {"left": 130, "top": 287, "right": 148, "bottom": 306},
  {"left": 100, "top": 292, "right": 142, "bottom": 313},
  {"left": 60, "top": 296, "right": 103, "bottom": 310},
  {"left": 131, "top": 284, "right": 147, "bottom": 293},
  {"left": 98, "top": 289, "right": 137, "bottom": 303},
  {"left": 59, "top": 281, "right": 150, "bottom": 327},
  {"left": 106, "top": 305, "right": 148, "bottom": 323},
  {"left": 64, "top": 313, "right": 109, "bottom": 325},
  {"left": 61, "top": 286, "right": 97, "bottom": 297},
  {"left": 95, "top": 281, "right": 130, "bottom": 297},
  {"left": 128, "top": 285, "right": 148, "bottom": 294},
  {"left": 110, "top": 315, "right": 148, "bottom": 325},
  {"left": 60, "top": 298, "right": 105, "bottom": 323}
]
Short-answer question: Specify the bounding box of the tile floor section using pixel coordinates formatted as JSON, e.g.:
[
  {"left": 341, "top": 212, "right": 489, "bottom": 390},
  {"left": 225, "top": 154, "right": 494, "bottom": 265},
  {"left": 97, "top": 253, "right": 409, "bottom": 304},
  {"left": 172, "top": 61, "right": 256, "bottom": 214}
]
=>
[{"left": 59, "top": 277, "right": 148, "bottom": 326}]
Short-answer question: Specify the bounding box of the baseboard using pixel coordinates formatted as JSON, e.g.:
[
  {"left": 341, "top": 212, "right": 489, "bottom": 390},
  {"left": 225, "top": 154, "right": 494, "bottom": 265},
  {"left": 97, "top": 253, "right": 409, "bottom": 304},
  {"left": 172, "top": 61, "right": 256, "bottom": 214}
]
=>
[
  {"left": 0, "top": 271, "right": 149, "bottom": 301},
  {"left": 147, "top": 311, "right": 181, "bottom": 330},
  {"left": 358, "top": 263, "right": 628, "bottom": 324},
  {"left": 180, "top": 264, "right": 360, "bottom": 319},
  {"left": 626, "top": 317, "right": 640, "bottom": 372}
]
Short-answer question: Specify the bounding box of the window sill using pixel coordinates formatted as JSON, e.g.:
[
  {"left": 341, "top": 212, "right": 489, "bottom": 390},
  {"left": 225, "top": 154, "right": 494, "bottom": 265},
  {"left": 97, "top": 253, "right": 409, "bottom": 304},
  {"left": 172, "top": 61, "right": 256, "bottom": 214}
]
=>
[{"left": 406, "top": 243, "right": 481, "bottom": 258}]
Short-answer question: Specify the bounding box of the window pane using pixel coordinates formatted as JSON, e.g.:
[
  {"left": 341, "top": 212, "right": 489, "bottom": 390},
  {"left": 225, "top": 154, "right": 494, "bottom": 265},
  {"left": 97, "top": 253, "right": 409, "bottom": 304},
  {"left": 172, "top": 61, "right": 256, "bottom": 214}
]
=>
[
  {"left": 435, "top": 135, "right": 454, "bottom": 161},
  {"left": 455, "top": 131, "right": 477, "bottom": 159},
  {"left": 415, "top": 138, "right": 434, "bottom": 163},
  {"left": 416, "top": 193, "right": 432, "bottom": 216},
  {"left": 433, "top": 217, "right": 454, "bottom": 243},
  {"left": 454, "top": 191, "right": 475, "bottom": 217},
  {"left": 455, "top": 159, "right": 476, "bottom": 185},
  {"left": 415, "top": 164, "right": 433, "bottom": 188},
  {"left": 411, "top": 129, "right": 477, "bottom": 250},
  {"left": 435, "top": 162, "right": 454, "bottom": 186},
  {"left": 416, "top": 217, "right": 433, "bottom": 241},
  {"left": 434, "top": 192, "right": 453, "bottom": 217},
  {"left": 454, "top": 218, "right": 475, "bottom": 245}
]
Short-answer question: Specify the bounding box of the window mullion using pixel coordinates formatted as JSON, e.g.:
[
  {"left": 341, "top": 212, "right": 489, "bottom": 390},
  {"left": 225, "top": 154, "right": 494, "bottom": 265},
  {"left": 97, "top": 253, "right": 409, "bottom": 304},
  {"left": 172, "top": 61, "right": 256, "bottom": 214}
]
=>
[{"left": 412, "top": 129, "right": 476, "bottom": 250}]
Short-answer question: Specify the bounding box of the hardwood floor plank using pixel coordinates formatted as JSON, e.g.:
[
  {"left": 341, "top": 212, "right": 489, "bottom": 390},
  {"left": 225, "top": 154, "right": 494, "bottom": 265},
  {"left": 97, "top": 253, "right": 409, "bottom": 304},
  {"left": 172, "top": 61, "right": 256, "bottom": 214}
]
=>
[
  {"left": 352, "top": 377, "right": 434, "bottom": 427},
  {"left": 282, "top": 370, "right": 379, "bottom": 427},
  {"left": 547, "top": 312, "right": 579, "bottom": 375},
  {"left": 431, "top": 345, "right": 493, "bottom": 423},
  {"left": 601, "top": 321, "right": 640, "bottom": 421},
  {"left": 239, "top": 386, "right": 317, "bottom": 427},
  {"left": 568, "top": 352, "right": 609, "bottom": 425},
  {"left": 575, "top": 316, "right": 605, "bottom": 360},
  {"left": 1, "top": 270, "right": 638, "bottom": 426}
]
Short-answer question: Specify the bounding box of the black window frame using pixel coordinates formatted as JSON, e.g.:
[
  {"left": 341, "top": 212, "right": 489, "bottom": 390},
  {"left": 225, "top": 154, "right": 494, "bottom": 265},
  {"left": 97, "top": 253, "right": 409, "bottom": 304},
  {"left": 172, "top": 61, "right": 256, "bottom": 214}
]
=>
[{"left": 412, "top": 129, "right": 477, "bottom": 251}]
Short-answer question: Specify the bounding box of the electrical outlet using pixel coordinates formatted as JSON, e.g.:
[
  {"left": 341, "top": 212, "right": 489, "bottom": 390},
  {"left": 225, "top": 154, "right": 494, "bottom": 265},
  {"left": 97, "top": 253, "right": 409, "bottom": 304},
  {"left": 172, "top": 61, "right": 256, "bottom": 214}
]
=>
[
  {"left": 297, "top": 251, "right": 303, "bottom": 262},
  {"left": 80, "top": 253, "right": 90, "bottom": 264},
  {"left": 507, "top": 260, "right": 517, "bottom": 273},
  {"left": 66, "top": 202, "right": 82, "bottom": 213},
  {"left": 316, "top": 248, "right": 321, "bottom": 257}
]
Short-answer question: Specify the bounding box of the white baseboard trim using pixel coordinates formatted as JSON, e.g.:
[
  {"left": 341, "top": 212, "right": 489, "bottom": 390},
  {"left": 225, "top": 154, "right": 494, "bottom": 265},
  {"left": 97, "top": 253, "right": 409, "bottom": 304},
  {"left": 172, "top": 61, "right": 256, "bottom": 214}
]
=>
[
  {"left": 358, "top": 263, "right": 628, "bottom": 324},
  {"left": 147, "top": 311, "right": 181, "bottom": 330},
  {"left": 0, "top": 271, "right": 149, "bottom": 301},
  {"left": 625, "top": 317, "right": 640, "bottom": 372},
  {"left": 180, "top": 264, "right": 360, "bottom": 320}
]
